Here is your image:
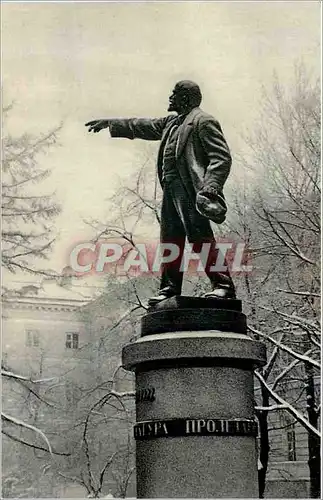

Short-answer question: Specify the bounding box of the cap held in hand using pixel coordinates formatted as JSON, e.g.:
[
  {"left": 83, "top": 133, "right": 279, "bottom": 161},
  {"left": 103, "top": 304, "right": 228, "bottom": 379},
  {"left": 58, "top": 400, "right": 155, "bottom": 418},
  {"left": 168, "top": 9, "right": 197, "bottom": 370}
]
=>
[{"left": 196, "top": 188, "right": 227, "bottom": 224}]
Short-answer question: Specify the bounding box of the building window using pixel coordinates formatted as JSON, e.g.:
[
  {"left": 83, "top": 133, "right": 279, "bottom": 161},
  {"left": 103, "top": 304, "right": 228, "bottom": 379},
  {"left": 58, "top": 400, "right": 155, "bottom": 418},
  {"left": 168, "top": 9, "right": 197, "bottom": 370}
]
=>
[
  {"left": 66, "top": 332, "right": 79, "bottom": 349},
  {"left": 26, "top": 330, "right": 40, "bottom": 347}
]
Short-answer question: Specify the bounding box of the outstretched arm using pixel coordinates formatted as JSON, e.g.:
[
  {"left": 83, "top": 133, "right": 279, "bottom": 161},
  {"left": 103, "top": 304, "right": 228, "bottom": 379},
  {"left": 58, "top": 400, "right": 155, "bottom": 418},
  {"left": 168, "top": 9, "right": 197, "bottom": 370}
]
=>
[{"left": 85, "top": 116, "right": 173, "bottom": 141}]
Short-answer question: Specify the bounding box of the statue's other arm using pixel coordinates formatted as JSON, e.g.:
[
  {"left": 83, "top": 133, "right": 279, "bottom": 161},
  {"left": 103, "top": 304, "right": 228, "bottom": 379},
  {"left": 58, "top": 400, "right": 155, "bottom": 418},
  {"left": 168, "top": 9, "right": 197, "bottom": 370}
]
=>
[
  {"left": 86, "top": 117, "right": 173, "bottom": 141},
  {"left": 198, "top": 119, "right": 232, "bottom": 193}
]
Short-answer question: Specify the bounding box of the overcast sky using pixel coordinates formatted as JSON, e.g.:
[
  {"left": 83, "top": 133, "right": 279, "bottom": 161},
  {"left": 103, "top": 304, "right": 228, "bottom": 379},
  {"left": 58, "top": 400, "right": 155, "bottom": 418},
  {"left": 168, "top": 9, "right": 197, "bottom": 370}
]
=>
[{"left": 2, "top": 1, "right": 320, "bottom": 272}]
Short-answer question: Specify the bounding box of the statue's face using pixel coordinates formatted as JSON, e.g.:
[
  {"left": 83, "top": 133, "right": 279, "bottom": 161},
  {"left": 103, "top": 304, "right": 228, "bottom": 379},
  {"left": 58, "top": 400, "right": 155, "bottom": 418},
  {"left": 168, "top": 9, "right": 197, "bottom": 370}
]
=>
[{"left": 168, "top": 85, "right": 186, "bottom": 113}]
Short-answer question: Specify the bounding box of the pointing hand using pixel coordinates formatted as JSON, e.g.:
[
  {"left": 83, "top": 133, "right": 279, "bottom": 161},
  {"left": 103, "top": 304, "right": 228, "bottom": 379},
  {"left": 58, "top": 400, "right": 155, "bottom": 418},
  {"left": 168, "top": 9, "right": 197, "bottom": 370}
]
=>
[{"left": 85, "top": 119, "right": 110, "bottom": 133}]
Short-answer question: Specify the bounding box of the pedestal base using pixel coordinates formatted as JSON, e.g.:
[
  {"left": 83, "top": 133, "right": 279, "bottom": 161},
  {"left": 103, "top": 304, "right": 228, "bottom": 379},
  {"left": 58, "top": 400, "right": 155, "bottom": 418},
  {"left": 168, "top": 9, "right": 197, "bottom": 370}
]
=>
[{"left": 122, "top": 298, "right": 266, "bottom": 498}]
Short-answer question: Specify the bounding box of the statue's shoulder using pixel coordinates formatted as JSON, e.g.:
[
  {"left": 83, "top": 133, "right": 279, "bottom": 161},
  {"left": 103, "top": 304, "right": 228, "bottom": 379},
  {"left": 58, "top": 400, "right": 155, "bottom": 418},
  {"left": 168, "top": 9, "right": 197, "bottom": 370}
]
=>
[{"left": 193, "top": 108, "right": 217, "bottom": 125}]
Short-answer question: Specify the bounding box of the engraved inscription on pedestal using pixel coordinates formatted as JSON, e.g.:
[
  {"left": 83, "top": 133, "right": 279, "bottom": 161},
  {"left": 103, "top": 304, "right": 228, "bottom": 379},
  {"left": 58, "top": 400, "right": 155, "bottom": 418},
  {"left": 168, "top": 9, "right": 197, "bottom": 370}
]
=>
[{"left": 134, "top": 418, "right": 258, "bottom": 440}]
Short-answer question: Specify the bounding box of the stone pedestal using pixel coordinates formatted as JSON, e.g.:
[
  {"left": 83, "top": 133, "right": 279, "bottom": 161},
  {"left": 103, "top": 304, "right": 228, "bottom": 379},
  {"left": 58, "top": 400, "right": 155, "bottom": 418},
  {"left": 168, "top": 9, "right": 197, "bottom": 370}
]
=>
[{"left": 122, "top": 296, "right": 266, "bottom": 498}]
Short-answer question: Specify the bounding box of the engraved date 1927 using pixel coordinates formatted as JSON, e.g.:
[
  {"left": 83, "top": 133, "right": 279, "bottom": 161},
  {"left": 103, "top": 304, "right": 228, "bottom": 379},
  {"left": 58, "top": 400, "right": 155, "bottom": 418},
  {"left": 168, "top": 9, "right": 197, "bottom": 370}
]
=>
[{"left": 136, "top": 387, "right": 156, "bottom": 403}]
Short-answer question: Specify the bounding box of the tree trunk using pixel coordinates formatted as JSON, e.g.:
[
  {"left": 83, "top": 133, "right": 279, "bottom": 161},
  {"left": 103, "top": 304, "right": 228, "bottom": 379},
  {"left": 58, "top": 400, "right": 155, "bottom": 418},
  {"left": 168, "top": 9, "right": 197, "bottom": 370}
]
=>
[
  {"left": 257, "top": 386, "right": 270, "bottom": 498},
  {"left": 304, "top": 362, "right": 320, "bottom": 498}
]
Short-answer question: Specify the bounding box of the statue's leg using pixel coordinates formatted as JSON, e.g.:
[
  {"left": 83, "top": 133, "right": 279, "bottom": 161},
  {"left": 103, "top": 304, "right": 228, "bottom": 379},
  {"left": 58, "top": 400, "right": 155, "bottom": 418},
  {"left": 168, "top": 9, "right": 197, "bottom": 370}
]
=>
[
  {"left": 168, "top": 177, "right": 235, "bottom": 298},
  {"left": 148, "top": 182, "right": 186, "bottom": 305}
]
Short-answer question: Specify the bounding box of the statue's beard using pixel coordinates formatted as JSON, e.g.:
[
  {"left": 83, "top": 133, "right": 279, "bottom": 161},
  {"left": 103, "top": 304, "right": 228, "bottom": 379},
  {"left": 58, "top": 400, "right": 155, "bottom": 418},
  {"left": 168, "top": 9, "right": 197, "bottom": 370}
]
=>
[{"left": 168, "top": 101, "right": 177, "bottom": 112}]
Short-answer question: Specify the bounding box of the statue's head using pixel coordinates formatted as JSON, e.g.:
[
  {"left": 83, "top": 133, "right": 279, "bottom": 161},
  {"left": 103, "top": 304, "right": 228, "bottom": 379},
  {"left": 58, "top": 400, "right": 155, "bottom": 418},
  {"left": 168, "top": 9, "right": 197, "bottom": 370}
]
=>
[{"left": 168, "top": 80, "right": 202, "bottom": 114}]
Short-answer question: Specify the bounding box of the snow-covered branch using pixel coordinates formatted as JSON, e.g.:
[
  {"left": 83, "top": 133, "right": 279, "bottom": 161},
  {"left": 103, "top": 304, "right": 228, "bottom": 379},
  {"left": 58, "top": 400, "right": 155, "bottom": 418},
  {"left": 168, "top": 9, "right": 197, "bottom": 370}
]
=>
[
  {"left": 249, "top": 326, "right": 320, "bottom": 369},
  {"left": 2, "top": 412, "right": 53, "bottom": 455},
  {"left": 2, "top": 369, "right": 58, "bottom": 384},
  {"left": 254, "top": 371, "right": 320, "bottom": 438}
]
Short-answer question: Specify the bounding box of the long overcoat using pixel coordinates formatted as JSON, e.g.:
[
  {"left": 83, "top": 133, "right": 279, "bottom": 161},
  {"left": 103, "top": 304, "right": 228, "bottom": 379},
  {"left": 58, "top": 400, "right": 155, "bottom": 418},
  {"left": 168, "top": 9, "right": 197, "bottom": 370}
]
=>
[{"left": 108, "top": 107, "right": 232, "bottom": 222}]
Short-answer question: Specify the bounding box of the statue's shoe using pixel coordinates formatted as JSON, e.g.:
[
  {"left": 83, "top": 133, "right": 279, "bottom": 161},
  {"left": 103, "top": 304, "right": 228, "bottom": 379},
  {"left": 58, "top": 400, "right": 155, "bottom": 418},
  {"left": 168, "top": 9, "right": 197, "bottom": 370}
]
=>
[
  {"left": 148, "top": 288, "right": 178, "bottom": 306},
  {"left": 204, "top": 286, "right": 236, "bottom": 300}
]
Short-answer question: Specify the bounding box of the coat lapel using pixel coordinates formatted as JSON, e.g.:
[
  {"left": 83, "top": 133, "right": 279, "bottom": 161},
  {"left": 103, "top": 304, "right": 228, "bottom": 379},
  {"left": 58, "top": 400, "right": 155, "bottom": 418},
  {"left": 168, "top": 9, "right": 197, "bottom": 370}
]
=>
[
  {"left": 176, "top": 107, "right": 201, "bottom": 158},
  {"left": 157, "top": 118, "right": 178, "bottom": 184},
  {"left": 160, "top": 118, "right": 177, "bottom": 148}
]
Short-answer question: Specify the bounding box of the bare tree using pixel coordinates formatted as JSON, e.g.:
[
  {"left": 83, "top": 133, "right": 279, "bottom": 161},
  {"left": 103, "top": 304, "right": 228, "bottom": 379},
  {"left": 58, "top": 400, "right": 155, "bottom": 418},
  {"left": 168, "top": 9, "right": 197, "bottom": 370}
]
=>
[
  {"left": 228, "top": 63, "right": 320, "bottom": 497},
  {"left": 2, "top": 342, "right": 136, "bottom": 498},
  {"left": 1, "top": 355, "right": 73, "bottom": 498},
  {"left": 2, "top": 104, "right": 62, "bottom": 276}
]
